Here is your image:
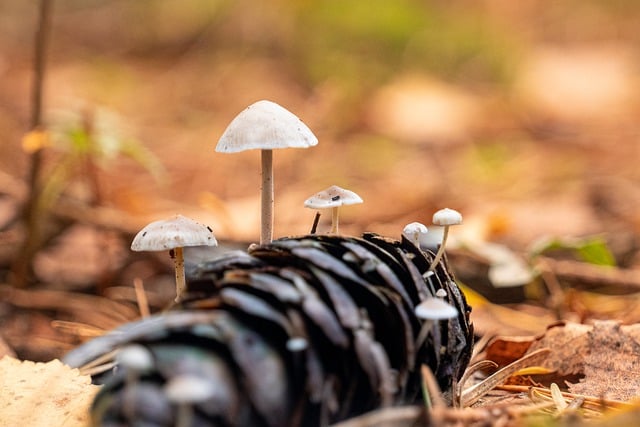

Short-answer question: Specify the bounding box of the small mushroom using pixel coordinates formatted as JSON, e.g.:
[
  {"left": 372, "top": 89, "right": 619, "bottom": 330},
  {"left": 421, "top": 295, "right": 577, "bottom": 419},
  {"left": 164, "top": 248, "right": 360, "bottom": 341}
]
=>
[
  {"left": 402, "top": 222, "right": 428, "bottom": 247},
  {"left": 428, "top": 208, "right": 462, "bottom": 272},
  {"left": 304, "top": 185, "right": 363, "bottom": 234},
  {"left": 131, "top": 215, "right": 218, "bottom": 302},
  {"left": 435, "top": 288, "right": 448, "bottom": 298},
  {"left": 414, "top": 296, "right": 458, "bottom": 350},
  {"left": 216, "top": 100, "right": 318, "bottom": 244},
  {"left": 164, "top": 374, "right": 216, "bottom": 427},
  {"left": 116, "top": 344, "right": 154, "bottom": 419}
]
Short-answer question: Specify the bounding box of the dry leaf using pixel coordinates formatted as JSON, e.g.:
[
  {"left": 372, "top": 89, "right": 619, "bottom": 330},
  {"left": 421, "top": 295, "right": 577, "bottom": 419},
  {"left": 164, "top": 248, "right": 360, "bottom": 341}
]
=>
[
  {"left": 484, "top": 335, "right": 537, "bottom": 369},
  {"left": 527, "top": 321, "right": 640, "bottom": 401},
  {"left": 0, "top": 356, "right": 99, "bottom": 427},
  {"left": 483, "top": 321, "right": 640, "bottom": 401}
]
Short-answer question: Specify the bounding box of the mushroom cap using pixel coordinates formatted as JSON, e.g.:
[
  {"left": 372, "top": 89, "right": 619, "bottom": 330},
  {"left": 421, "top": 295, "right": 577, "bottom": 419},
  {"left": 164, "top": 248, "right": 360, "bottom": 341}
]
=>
[
  {"left": 164, "top": 374, "right": 216, "bottom": 404},
  {"left": 303, "top": 185, "right": 363, "bottom": 209},
  {"left": 435, "top": 289, "right": 448, "bottom": 298},
  {"left": 215, "top": 100, "right": 318, "bottom": 153},
  {"left": 415, "top": 297, "right": 458, "bottom": 320},
  {"left": 116, "top": 344, "right": 154, "bottom": 372},
  {"left": 432, "top": 208, "right": 463, "bottom": 226},
  {"left": 286, "top": 337, "right": 308, "bottom": 352},
  {"left": 131, "top": 215, "right": 218, "bottom": 252},
  {"left": 402, "top": 222, "right": 428, "bottom": 237}
]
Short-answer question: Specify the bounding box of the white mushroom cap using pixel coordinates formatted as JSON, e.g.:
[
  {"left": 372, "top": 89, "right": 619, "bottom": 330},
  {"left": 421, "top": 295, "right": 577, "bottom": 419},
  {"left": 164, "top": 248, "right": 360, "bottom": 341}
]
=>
[
  {"left": 435, "top": 289, "right": 448, "bottom": 298},
  {"left": 131, "top": 215, "right": 218, "bottom": 252},
  {"left": 116, "top": 344, "right": 154, "bottom": 372},
  {"left": 415, "top": 297, "right": 458, "bottom": 320},
  {"left": 286, "top": 337, "right": 308, "bottom": 352},
  {"left": 402, "top": 222, "right": 428, "bottom": 239},
  {"left": 164, "top": 375, "right": 216, "bottom": 404},
  {"left": 215, "top": 100, "right": 318, "bottom": 153},
  {"left": 432, "top": 208, "right": 463, "bottom": 226},
  {"left": 303, "top": 185, "right": 363, "bottom": 209}
]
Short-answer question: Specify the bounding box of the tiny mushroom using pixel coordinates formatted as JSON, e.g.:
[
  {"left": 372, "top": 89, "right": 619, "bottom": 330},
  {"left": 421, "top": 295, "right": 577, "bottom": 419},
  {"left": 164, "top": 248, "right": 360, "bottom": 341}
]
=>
[
  {"left": 414, "top": 296, "right": 458, "bottom": 349},
  {"left": 402, "top": 222, "right": 428, "bottom": 247},
  {"left": 216, "top": 100, "right": 318, "bottom": 244},
  {"left": 304, "top": 185, "right": 363, "bottom": 234},
  {"left": 131, "top": 215, "right": 218, "bottom": 302},
  {"left": 117, "top": 344, "right": 154, "bottom": 419},
  {"left": 164, "top": 374, "right": 216, "bottom": 427},
  {"left": 428, "top": 208, "right": 462, "bottom": 272}
]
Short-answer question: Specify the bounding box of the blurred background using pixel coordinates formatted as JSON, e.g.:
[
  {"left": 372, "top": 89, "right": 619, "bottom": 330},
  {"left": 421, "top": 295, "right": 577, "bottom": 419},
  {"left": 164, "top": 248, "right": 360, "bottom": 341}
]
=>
[
  {"left": 0, "top": 0, "right": 640, "bottom": 358},
  {"left": 2, "top": 0, "right": 639, "bottom": 241}
]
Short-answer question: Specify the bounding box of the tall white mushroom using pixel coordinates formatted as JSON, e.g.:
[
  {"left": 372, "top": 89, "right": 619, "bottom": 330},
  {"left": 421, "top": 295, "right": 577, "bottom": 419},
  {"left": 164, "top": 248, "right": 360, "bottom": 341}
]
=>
[
  {"left": 304, "top": 185, "right": 363, "bottom": 234},
  {"left": 131, "top": 215, "right": 218, "bottom": 302},
  {"left": 216, "top": 100, "right": 318, "bottom": 244},
  {"left": 428, "top": 208, "right": 462, "bottom": 272}
]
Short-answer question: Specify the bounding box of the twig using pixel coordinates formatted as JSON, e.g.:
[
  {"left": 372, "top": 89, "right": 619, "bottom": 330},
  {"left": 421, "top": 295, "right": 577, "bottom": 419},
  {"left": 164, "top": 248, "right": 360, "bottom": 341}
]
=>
[
  {"left": 461, "top": 348, "right": 551, "bottom": 407},
  {"left": 133, "top": 277, "right": 150, "bottom": 318},
  {"left": 537, "top": 257, "right": 640, "bottom": 290},
  {"left": 330, "top": 406, "right": 424, "bottom": 427},
  {"left": 11, "top": 0, "right": 54, "bottom": 287},
  {"left": 310, "top": 212, "right": 321, "bottom": 234},
  {"left": 421, "top": 364, "right": 446, "bottom": 409}
]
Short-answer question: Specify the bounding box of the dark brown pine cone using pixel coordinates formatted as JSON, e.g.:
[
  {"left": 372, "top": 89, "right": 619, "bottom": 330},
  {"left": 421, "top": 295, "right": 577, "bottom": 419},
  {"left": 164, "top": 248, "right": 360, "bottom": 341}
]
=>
[{"left": 64, "top": 233, "right": 473, "bottom": 427}]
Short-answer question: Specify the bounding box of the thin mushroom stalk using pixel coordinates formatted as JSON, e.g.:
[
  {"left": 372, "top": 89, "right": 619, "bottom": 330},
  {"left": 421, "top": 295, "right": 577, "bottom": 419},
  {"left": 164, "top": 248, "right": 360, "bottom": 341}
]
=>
[
  {"left": 428, "top": 226, "right": 450, "bottom": 271},
  {"left": 261, "top": 149, "right": 274, "bottom": 244},
  {"left": 428, "top": 208, "right": 462, "bottom": 272},
  {"left": 172, "top": 247, "right": 186, "bottom": 302},
  {"left": 331, "top": 207, "right": 340, "bottom": 234},
  {"left": 175, "top": 403, "right": 194, "bottom": 427}
]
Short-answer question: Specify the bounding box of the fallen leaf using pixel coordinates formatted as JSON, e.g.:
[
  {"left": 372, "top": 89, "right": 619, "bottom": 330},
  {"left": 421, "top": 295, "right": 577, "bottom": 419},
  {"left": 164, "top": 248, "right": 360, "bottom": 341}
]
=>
[
  {"left": 0, "top": 356, "right": 99, "bottom": 427},
  {"left": 527, "top": 321, "right": 640, "bottom": 401}
]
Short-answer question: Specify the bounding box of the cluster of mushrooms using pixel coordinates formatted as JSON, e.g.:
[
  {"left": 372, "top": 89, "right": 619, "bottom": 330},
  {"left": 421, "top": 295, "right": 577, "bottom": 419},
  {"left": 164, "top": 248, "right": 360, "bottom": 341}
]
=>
[{"left": 129, "top": 98, "right": 463, "bottom": 352}]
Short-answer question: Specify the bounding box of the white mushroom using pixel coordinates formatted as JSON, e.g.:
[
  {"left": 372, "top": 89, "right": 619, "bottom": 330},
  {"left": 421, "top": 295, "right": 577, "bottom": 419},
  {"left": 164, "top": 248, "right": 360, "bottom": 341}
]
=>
[
  {"left": 216, "top": 100, "right": 318, "bottom": 244},
  {"left": 304, "top": 185, "right": 363, "bottom": 234},
  {"left": 428, "top": 208, "right": 462, "bottom": 272},
  {"left": 402, "top": 222, "right": 428, "bottom": 247},
  {"left": 165, "top": 375, "right": 216, "bottom": 427},
  {"left": 117, "top": 345, "right": 154, "bottom": 418},
  {"left": 414, "top": 296, "right": 458, "bottom": 349},
  {"left": 131, "top": 215, "right": 218, "bottom": 302}
]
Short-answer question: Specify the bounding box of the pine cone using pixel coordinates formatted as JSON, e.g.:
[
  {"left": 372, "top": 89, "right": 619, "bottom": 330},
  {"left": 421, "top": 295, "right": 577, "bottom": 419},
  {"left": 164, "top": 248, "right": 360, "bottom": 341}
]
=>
[{"left": 64, "top": 233, "right": 473, "bottom": 427}]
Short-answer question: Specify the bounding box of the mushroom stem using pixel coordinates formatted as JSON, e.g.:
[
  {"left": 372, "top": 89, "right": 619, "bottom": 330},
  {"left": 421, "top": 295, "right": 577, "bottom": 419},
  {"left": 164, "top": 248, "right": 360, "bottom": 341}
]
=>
[
  {"left": 416, "top": 319, "right": 435, "bottom": 350},
  {"left": 172, "top": 247, "right": 186, "bottom": 302},
  {"left": 330, "top": 206, "right": 339, "bottom": 234},
  {"left": 261, "top": 149, "right": 274, "bottom": 244},
  {"left": 428, "top": 225, "right": 449, "bottom": 271},
  {"left": 175, "top": 403, "right": 194, "bottom": 427},
  {"left": 411, "top": 231, "right": 420, "bottom": 247}
]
